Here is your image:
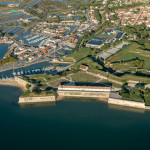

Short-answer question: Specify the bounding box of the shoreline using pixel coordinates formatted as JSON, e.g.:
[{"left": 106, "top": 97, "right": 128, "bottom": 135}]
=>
[
  {"left": 0, "top": 79, "right": 150, "bottom": 110},
  {"left": 0, "top": 41, "right": 13, "bottom": 44},
  {"left": 0, "top": 59, "right": 70, "bottom": 73},
  {"left": 0, "top": 79, "right": 26, "bottom": 91}
]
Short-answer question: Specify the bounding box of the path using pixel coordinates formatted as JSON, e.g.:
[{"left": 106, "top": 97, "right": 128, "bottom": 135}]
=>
[{"left": 97, "top": 42, "right": 129, "bottom": 60}]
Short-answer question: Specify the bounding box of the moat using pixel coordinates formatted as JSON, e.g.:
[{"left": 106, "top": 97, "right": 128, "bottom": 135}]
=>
[{"left": 0, "top": 85, "right": 150, "bottom": 150}]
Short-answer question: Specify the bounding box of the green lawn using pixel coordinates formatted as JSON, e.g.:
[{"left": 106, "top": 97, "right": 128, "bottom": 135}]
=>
[
  {"left": 67, "top": 47, "right": 91, "bottom": 61},
  {"left": 72, "top": 57, "right": 103, "bottom": 71},
  {"left": 70, "top": 72, "right": 100, "bottom": 82},
  {"left": 107, "top": 43, "right": 150, "bottom": 70},
  {"left": 21, "top": 90, "right": 56, "bottom": 98}
]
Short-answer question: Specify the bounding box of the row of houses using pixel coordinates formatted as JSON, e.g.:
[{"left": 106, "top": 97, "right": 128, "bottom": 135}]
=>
[
  {"left": 89, "top": 6, "right": 99, "bottom": 24},
  {"left": 108, "top": 0, "right": 149, "bottom": 8},
  {"left": 115, "top": 6, "right": 150, "bottom": 27}
]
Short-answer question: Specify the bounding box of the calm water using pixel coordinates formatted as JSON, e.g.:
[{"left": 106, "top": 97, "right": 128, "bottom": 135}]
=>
[
  {"left": 0, "top": 44, "right": 67, "bottom": 78},
  {"left": 0, "top": 43, "right": 9, "bottom": 59},
  {"left": 0, "top": 85, "right": 150, "bottom": 150}
]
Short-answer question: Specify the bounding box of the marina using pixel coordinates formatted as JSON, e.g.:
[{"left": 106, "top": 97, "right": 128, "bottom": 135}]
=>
[
  {"left": 0, "top": 0, "right": 150, "bottom": 150},
  {"left": 0, "top": 61, "right": 68, "bottom": 79}
]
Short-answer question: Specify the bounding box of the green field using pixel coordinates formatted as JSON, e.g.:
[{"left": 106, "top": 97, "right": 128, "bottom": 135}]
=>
[
  {"left": 107, "top": 43, "right": 150, "bottom": 70},
  {"left": 67, "top": 47, "right": 91, "bottom": 61},
  {"left": 70, "top": 71, "right": 100, "bottom": 82}
]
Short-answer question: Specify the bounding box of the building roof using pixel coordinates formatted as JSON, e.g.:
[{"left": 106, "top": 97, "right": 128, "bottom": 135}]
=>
[
  {"left": 87, "top": 37, "right": 104, "bottom": 46},
  {"left": 79, "top": 65, "right": 89, "bottom": 70},
  {"left": 59, "top": 82, "right": 112, "bottom": 89}
]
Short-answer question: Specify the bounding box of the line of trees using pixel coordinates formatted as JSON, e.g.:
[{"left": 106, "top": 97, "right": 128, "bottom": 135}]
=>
[
  {"left": 94, "top": 9, "right": 102, "bottom": 24},
  {"left": 0, "top": 56, "right": 17, "bottom": 66},
  {"left": 120, "top": 83, "right": 150, "bottom": 106}
]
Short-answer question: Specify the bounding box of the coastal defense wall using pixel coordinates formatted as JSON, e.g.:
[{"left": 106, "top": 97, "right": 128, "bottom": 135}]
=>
[
  {"left": 57, "top": 91, "right": 110, "bottom": 100},
  {"left": 19, "top": 95, "right": 56, "bottom": 103},
  {"left": 108, "top": 98, "right": 145, "bottom": 109},
  {"left": 14, "top": 77, "right": 29, "bottom": 88}
]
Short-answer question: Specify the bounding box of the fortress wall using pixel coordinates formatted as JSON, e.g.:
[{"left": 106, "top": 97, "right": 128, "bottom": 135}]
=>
[
  {"left": 19, "top": 95, "right": 56, "bottom": 104},
  {"left": 108, "top": 98, "right": 145, "bottom": 109},
  {"left": 14, "top": 77, "right": 30, "bottom": 88},
  {"left": 57, "top": 91, "right": 110, "bottom": 99}
]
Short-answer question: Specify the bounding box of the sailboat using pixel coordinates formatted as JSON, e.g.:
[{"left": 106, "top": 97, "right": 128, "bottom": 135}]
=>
[
  {"left": 17, "top": 70, "right": 20, "bottom": 76},
  {"left": 20, "top": 70, "right": 24, "bottom": 75},
  {"left": 2, "top": 75, "right": 4, "bottom": 80},
  {"left": 12, "top": 64, "right": 16, "bottom": 76}
]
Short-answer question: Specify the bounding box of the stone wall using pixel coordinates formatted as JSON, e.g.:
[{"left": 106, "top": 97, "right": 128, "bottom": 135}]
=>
[
  {"left": 108, "top": 98, "right": 145, "bottom": 109},
  {"left": 14, "top": 77, "right": 30, "bottom": 88},
  {"left": 19, "top": 95, "right": 56, "bottom": 104},
  {"left": 58, "top": 91, "right": 110, "bottom": 99}
]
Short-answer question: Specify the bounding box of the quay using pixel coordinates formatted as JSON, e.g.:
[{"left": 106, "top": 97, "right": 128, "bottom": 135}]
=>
[{"left": 0, "top": 41, "right": 13, "bottom": 44}]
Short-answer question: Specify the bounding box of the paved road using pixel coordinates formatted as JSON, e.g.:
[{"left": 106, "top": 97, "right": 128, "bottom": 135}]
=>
[
  {"left": 57, "top": 56, "right": 88, "bottom": 72},
  {"left": 0, "top": 11, "right": 98, "bottom": 73},
  {"left": 133, "top": 7, "right": 145, "bottom": 25},
  {"left": 97, "top": 42, "right": 129, "bottom": 60},
  {"left": 0, "top": 45, "right": 63, "bottom": 72},
  {"left": 10, "top": 38, "right": 31, "bottom": 48}
]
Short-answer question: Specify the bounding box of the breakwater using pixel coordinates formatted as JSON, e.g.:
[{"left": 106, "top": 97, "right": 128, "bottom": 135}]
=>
[{"left": 0, "top": 41, "right": 13, "bottom": 44}]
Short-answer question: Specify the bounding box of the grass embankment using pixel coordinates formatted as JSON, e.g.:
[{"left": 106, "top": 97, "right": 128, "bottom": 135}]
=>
[
  {"left": 107, "top": 43, "right": 150, "bottom": 71},
  {"left": 72, "top": 57, "right": 103, "bottom": 70},
  {"left": 67, "top": 47, "right": 91, "bottom": 61},
  {"left": 120, "top": 83, "right": 150, "bottom": 106},
  {"left": 22, "top": 90, "right": 56, "bottom": 97},
  {"left": 58, "top": 57, "right": 75, "bottom": 63},
  {"left": 70, "top": 71, "right": 100, "bottom": 82},
  {"left": 0, "top": 56, "right": 17, "bottom": 66},
  {"left": 26, "top": 74, "right": 61, "bottom": 88}
]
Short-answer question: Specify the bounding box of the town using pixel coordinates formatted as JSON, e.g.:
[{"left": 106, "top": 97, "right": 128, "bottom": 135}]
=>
[
  {"left": 1, "top": 1, "right": 150, "bottom": 150},
  {"left": 0, "top": 0, "right": 150, "bottom": 109}
]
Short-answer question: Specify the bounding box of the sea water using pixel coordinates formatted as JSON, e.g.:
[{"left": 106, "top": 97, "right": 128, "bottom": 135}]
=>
[{"left": 0, "top": 85, "right": 150, "bottom": 150}]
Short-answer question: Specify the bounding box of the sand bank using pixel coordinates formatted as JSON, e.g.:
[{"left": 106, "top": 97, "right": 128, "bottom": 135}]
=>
[{"left": 0, "top": 79, "right": 26, "bottom": 91}]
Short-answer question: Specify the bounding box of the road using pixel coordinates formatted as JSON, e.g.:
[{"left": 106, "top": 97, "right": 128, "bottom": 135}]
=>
[
  {"left": 10, "top": 38, "right": 31, "bottom": 48},
  {"left": 96, "top": 42, "right": 129, "bottom": 60},
  {"left": 0, "top": 45, "right": 63, "bottom": 72},
  {"left": 57, "top": 56, "right": 88, "bottom": 73},
  {"left": 0, "top": 10, "right": 97, "bottom": 73},
  {"left": 133, "top": 7, "right": 145, "bottom": 25}
]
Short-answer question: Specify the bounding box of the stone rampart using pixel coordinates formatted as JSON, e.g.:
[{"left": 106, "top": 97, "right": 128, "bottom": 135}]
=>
[
  {"left": 108, "top": 98, "right": 145, "bottom": 109},
  {"left": 58, "top": 91, "right": 110, "bottom": 99},
  {"left": 19, "top": 95, "right": 56, "bottom": 104},
  {"left": 14, "top": 77, "right": 30, "bottom": 88}
]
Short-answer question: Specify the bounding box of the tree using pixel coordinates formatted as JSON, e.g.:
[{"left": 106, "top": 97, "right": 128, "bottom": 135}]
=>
[
  {"left": 22, "top": 23, "right": 27, "bottom": 27},
  {"left": 119, "top": 84, "right": 130, "bottom": 98},
  {"left": 32, "top": 85, "right": 41, "bottom": 94},
  {"left": 26, "top": 84, "right": 31, "bottom": 89},
  {"left": 56, "top": 16, "right": 61, "bottom": 23},
  {"left": 110, "top": 14, "right": 118, "bottom": 20},
  {"left": 94, "top": 9, "right": 102, "bottom": 23},
  {"left": 32, "top": 4, "right": 38, "bottom": 9},
  {"left": 143, "top": 17, "right": 147, "bottom": 20}
]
